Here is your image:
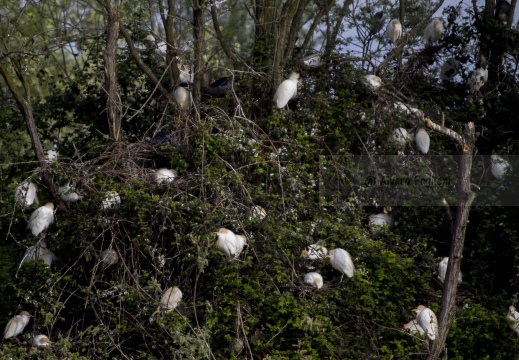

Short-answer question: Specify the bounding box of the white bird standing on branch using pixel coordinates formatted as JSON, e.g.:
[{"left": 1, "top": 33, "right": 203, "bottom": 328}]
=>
[
  {"left": 153, "top": 168, "right": 177, "bottom": 184},
  {"left": 21, "top": 240, "right": 57, "bottom": 267},
  {"left": 437, "top": 257, "right": 462, "bottom": 283},
  {"left": 273, "top": 72, "right": 300, "bottom": 109},
  {"left": 327, "top": 248, "right": 355, "bottom": 280},
  {"left": 159, "top": 287, "right": 182, "bottom": 312},
  {"left": 177, "top": 63, "right": 194, "bottom": 83},
  {"left": 32, "top": 334, "right": 53, "bottom": 347},
  {"left": 301, "top": 244, "right": 328, "bottom": 260},
  {"left": 365, "top": 75, "right": 383, "bottom": 89},
  {"left": 3, "top": 311, "right": 32, "bottom": 339},
  {"left": 413, "top": 305, "right": 438, "bottom": 340},
  {"left": 415, "top": 129, "right": 430, "bottom": 154},
  {"left": 27, "top": 203, "right": 54, "bottom": 236},
  {"left": 507, "top": 306, "right": 519, "bottom": 334},
  {"left": 304, "top": 272, "right": 324, "bottom": 289},
  {"left": 390, "top": 128, "right": 410, "bottom": 147},
  {"left": 15, "top": 181, "right": 39, "bottom": 208},
  {"left": 424, "top": 19, "right": 443, "bottom": 44},
  {"left": 386, "top": 19, "right": 402, "bottom": 44},
  {"left": 174, "top": 83, "right": 192, "bottom": 111},
  {"left": 213, "top": 228, "right": 247, "bottom": 259}
]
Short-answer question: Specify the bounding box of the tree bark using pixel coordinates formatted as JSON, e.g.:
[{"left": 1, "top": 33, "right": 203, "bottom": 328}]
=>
[{"left": 193, "top": 0, "right": 206, "bottom": 122}]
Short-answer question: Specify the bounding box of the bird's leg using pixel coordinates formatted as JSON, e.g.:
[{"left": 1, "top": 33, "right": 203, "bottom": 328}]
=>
[{"left": 340, "top": 274, "right": 344, "bottom": 283}]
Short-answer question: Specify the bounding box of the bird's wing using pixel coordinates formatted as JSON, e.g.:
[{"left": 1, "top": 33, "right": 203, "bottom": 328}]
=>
[
  {"left": 274, "top": 80, "right": 297, "bottom": 108},
  {"left": 338, "top": 251, "right": 355, "bottom": 277}
]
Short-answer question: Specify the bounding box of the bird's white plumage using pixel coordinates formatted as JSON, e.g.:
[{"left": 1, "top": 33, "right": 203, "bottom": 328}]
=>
[
  {"left": 437, "top": 257, "right": 462, "bottom": 283},
  {"left": 304, "top": 272, "right": 323, "bottom": 289},
  {"left": 507, "top": 306, "right": 519, "bottom": 334},
  {"left": 214, "top": 228, "right": 247, "bottom": 259},
  {"left": 59, "top": 182, "right": 82, "bottom": 202},
  {"left": 153, "top": 168, "right": 177, "bottom": 184},
  {"left": 22, "top": 241, "right": 57, "bottom": 267},
  {"left": 174, "top": 85, "right": 191, "bottom": 111},
  {"left": 4, "top": 311, "right": 31, "bottom": 339},
  {"left": 369, "top": 213, "right": 395, "bottom": 231},
  {"left": 248, "top": 205, "right": 267, "bottom": 221},
  {"left": 365, "top": 75, "right": 383, "bottom": 89},
  {"left": 415, "top": 129, "right": 430, "bottom": 154},
  {"left": 390, "top": 128, "right": 410, "bottom": 147},
  {"left": 32, "top": 334, "right": 52, "bottom": 347},
  {"left": 468, "top": 66, "right": 488, "bottom": 94},
  {"left": 101, "top": 249, "right": 119, "bottom": 266},
  {"left": 403, "top": 319, "right": 425, "bottom": 336},
  {"left": 159, "top": 286, "right": 182, "bottom": 312},
  {"left": 273, "top": 73, "right": 299, "bottom": 109},
  {"left": 424, "top": 19, "right": 443, "bottom": 43},
  {"left": 27, "top": 203, "right": 54, "bottom": 236},
  {"left": 178, "top": 63, "right": 194, "bottom": 83},
  {"left": 414, "top": 305, "right": 438, "bottom": 340},
  {"left": 386, "top": 19, "right": 402, "bottom": 44},
  {"left": 301, "top": 244, "right": 328, "bottom": 260},
  {"left": 491, "top": 155, "right": 510, "bottom": 179},
  {"left": 102, "top": 191, "right": 121, "bottom": 210},
  {"left": 234, "top": 235, "right": 248, "bottom": 259},
  {"left": 45, "top": 144, "right": 58, "bottom": 165},
  {"left": 15, "top": 181, "right": 39, "bottom": 207},
  {"left": 328, "top": 248, "right": 355, "bottom": 278}
]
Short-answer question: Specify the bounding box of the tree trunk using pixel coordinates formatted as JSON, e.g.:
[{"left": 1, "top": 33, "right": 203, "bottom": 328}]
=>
[{"left": 193, "top": 0, "right": 206, "bottom": 122}]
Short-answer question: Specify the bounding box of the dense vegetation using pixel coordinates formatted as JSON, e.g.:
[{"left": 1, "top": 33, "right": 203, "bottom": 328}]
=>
[{"left": 1, "top": 0, "right": 519, "bottom": 358}]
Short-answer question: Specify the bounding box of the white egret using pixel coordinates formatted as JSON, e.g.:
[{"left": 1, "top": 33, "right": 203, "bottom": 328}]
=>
[
  {"left": 159, "top": 286, "right": 182, "bottom": 312},
  {"left": 102, "top": 191, "right": 121, "bottom": 210},
  {"left": 437, "top": 257, "right": 462, "bottom": 283},
  {"left": 177, "top": 63, "right": 194, "bottom": 83},
  {"left": 153, "top": 168, "right": 177, "bottom": 184},
  {"left": 365, "top": 75, "right": 383, "bottom": 89},
  {"left": 174, "top": 83, "right": 192, "bottom": 111},
  {"left": 234, "top": 235, "right": 248, "bottom": 259},
  {"left": 467, "top": 56, "right": 488, "bottom": 94},
  {"left": 370, "top": 11, "right": 386, "bottom": 35},
  {"left": 27, "top": 203, "right": 54, "bottom": 236},
  {"left": 491, "top": 155, "right": 510, "bottom": 179},
  {"left": 369, "top": 213, "right": 395, "bottom": 231},
  {"left": 101, "top": 249, "right": 119, "bottom": 266},
  {"left": 403, "top": 319, "right": 425, "bottom": 336},
  {"left": 15, "top": 181, "right": 39, "bottom": 208},
  {"left": 273, "top": 72, "right": 300, "bottom": 109},
  {"left": 248, "top": 205, "right": 267, "bottom": 221},
  {"left": 415, "top": 129, "right": 430, "bottom": 154},
  {"left": 507, "top": 306, "right": 519, "bottom": 334},
  {"left": 327, "top": 248, "right": 355, "bottom": 280},
  {"left": 214, "top": 228, "right": 247, "bottom": 259},
  {"left": 32, "top": 334, "right": 53, "bottom": 347},
  {"left": 4, "top": 311, "right": 32, "bottom": 339},
  {"left": 22, "top": 240, "right": 57, "bottom": 267},
  {"left": 386, "top": 19, "right": 402, "bottom": 44},
  {"left": 58, "top": 182, "right": 82, "bottom": 202},
  {"left": 413, "top": 305, "right": 438, "bottom": 340},
  {"left": 424, "top": 19, "right": 443, "bottom": 44},
  {"left": 301, "top": 244, "right": 328, "bottom": 260},
  {"left": 144, "top": 34, "right": 167, "bottom": 56},
  {"left": 390, "top": 128, "right": 410, "bottom": 147},
  {"left": 46, "top": 144, "right": 58, "bottom": 164},
  {"left": 304, "top": 272, "right": 324, "bottom": 289}
]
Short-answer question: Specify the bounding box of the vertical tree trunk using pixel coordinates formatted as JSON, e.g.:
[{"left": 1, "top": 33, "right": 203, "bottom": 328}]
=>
[{"left": 193, "top": 0, "right": 206, "bottom": 122}]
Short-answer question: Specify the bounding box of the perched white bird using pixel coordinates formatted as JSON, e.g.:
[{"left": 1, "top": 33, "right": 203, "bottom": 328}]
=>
[
  {"left": 177, "top": 63, "right": 194, "bottom": 83},
  {"left": 365, "top": 75, "right": 383, "bottom": 89},
  {"left": 440, "top": 58, "right": 461, "bottom": 81},
  {"left": 467, "top": 57, "right": 488, "bottom": 94},
  {"left": 327, "top": 248, "right": 355, "bottom": 279},
  {"left": 27, "top": 203, "right": 54, "bottom": 236},
  {"left": 58, "top": 182, "right": 82, "bottom": 202},
  {"left": 390, "top": 128, "right": 410, "bottom": 147},
  {"left": 437, "top": 257, "right": 462, "bottom": 283},
  {"left": 304, "top": 272, "right": 324, "bottom": 289},
  {"left": 45, "top": 144, "right": 58, "bottom": 165},
  {"left": 214, "top": 228, "right": 247, "bottom": 259},
  {"left": 174, "top": 83, "right": 191, "bottom": 111},
  {"left": 22, "top": 240, "right": 57, "bottom": 267},
  {"left": 144, "top": 34, "right": 167, "bottom": 55},
  {"left": 403, "top": 319, "right": 425, "bottom": 336},
  {"left": 415, "top": 129, "right": 430, "bottom": 154},
  {"left": 101, "top": 249, "right": 119, "bottom": 266},
  {"left": 273, "top": 72, "right": 300, "bottom": 109},
  {"left": 234, "top": 235, "right": 248, "bottom": 259},
  {"left": 507, "top": 306, "right": 519, "bottom": 334},
  {"left": 102, "top": 191, "right": 121, "bottom": 210},
  {"left": 424, "top": 19, "right": 443, "bottom": 44},
  {"left": 386, "top": 19, "right": 402, "bottom": 44},
  {"left": 4, "top": 311, "right": 32, "bottom": 339},
  {"left": 301, "top": 244, "right": 328, "bottom": 260},
  {"left": 248, "top": 205, "right": 267, "bottom": 221},
  {"left": 32, "top": 334, "right": 53, "bottom": 347},
  {"left": 413, "top": 305, "right": 438, "bottom": 340},
  {"left": 491, "top": 155, "right": 510, "bottom": 179},
  {"left": 299, "top": 54, "right": 323, "bottom": 68},
  {"left": 15, "top": 181, "right": 39, "bottom": 208},
  {"left": 369, "top": 213, "right": 395, "bottom": 231},
  {"left": 159, "top": 286, "right": 182, "bottom": 312},
  {"left": 153, "top": 168, "right": 177, "bottom": 184}
]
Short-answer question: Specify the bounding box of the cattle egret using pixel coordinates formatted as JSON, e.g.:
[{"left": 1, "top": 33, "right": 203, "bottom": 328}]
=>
[
  {"left": 390, "top": 128, "right": 410, "bottom": 147},
  {"left": 27, "top": 203, "right": 54, "bottom": 236},
  {"left": 101, "top": 249, "right": 119, "bottom": 266},
  {"left": 153, "top": 168, "right": 177, "bottom": 184},
  {"left": 234, "top": 235, "right": 248, "bottom": 259},
  {"left": 491, "top": 155, "right": 510, "bottom": 179},
  {"left": 403, "top": 319, "right": 425, "bottom": 336},
  {"left": 413, "top": 305, "right": 438, "bottom": 340},
  {"left": 248, "top": 205, "right": 267, "bottom": 221},
  {"left": 45, "top": 144, "right": 58, "bottom": 164},
  {"left": 370, "top": 11, "right": 386, "bottom": 35},
  {"left": 424, "top": 19, "right": 443, "bottom": 44},
  {"left": 22, "top": 240, "right": 57, "bottom": 267},
  {"left": 144, "top": 34, "right": 167, "bottom": 55},
  {"left": 58, "top": 182, "right": 82, "bottom": 202},
  {"left": 507, "top": 306, "right": 519, "bottom": 334},
  {"left": 102, "top": 191, "right": 121, "bottom": 210},
  {"left": 415, "top": 129, "right": 430, "bottom": 154},
  {"left": 15, "top": 181, "right": 39, "bottom": 208},
  {"left": 386, "top": 19, "right": 402, "bottom": 44},
  {"left": 177, "top": 63, "right": 194, "bottom": 83},
  {"left": 301, "top": 244, "right": 328, "bottom": 260},
  {"left": 365, "top": 75, "right": 383, "bottom": 89},
  {"left": 174, "top": 83, "right": 191, "bottom": 111},
  {"left": 327, "top": 248, "right": 355, "bottom": 279},
  {"left": 437, "top": 257, "right": 462, "bottom": 283},
  {"left": 4, "top": 311, "right": 32, "bottom": 339},
  {"left": 495, "top": 1, "right": 511, "bottom": 22},
  {"left": 440, "top": 58, "right": 460, "bottom": 81},
  {"left": 273, "top": 72, "right": 300, "bottom": 109},
  {"left": 32, "top": 334, "right": 53, "bottom": 347},
  {"left": 304, "top": 272, "right": 324, "bottom": 289},
  {"left": 214, "top": 228, "right": 247, "bottom": 259},
  {"left": 369, "top": 213, "right": 395, "bottom": 232},
  {"left": 159, "top": 286, "right": 182, "bottom": 312},
  {"left": 467, "top": 57, "right": 488, "bottom": 94}
]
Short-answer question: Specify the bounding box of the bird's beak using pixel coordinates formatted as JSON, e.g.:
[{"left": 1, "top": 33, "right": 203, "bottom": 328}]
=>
[
  {"left": 212, "top": 232, "right": 218, "bottom": 235},
  {"left": 325, "top": 254, "right": 330, "bottom": 259},
  {"left": 412, "top": 308, "right": 417, "bottom": 312}
]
